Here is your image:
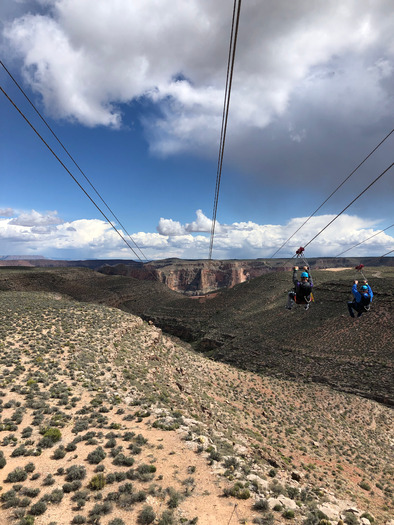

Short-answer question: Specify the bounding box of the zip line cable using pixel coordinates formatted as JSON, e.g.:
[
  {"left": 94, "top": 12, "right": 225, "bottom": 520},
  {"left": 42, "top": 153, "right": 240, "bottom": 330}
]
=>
[
  {"left": 335, "top": 223, "right": 394, "bottom": 257},
  {"left": 380, "top": 248, "right": 394, "bottom": 257},
  {"left": 302, "top": 162, "right": 394, "bottom": 250},
  {"left": 208, "top": 0, "right": 242, "bottom": 260},
  {"left": 1, "top": 85, "right": 147, "bottom": 262},
  {"left": 270, "top": 127, "right": 394, "bottom": 258},
  {"left": 1, "top": 60, "right": 148, "bottom": 263}
]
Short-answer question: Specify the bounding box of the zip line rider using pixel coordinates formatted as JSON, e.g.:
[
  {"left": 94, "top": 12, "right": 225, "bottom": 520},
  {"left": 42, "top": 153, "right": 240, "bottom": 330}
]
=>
[
  {"left": 286, "top": 266, "right": 313, "bottom": 311},
  {"left": 347, "top": 280, "right": 373, "bottom": 318}
]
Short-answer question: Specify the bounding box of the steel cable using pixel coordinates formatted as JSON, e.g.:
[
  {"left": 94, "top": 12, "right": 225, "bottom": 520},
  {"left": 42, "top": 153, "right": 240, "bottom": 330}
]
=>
[
  {"left": 1, "top": 60, "right": 148, "bottom": 262},
  {"left": 271, "top": 127, "right": 394, "bottom": 258},
  {"left": 1, "top": 85, "right": 147, "bottom": 262},
  {"left": 208, "top": 0, "right": 242, "bottom": 260},
  {"left": 336, "top": 223, "right": 394, "bottom": 257},
  {"left": 303, "top": 162, "right": 394, "bottom": 250}
]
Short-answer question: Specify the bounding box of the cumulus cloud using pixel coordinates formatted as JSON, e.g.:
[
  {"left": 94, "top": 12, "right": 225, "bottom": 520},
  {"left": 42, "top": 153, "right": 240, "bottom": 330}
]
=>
[
  {"left": 157, "top": 218, "right": 186, "bottom": 236},
  {"left": 0, "top": 209, "right": 393, "bottom": 260},
  {"left": 9, "top": 209, "right": 63, "bottom": 227},
  {"left": 3, "top": 0, "right": 394, "bottom": 158},
  {"left": 185, "top": 209, "right": 213, "bottom": 233},
  {"left": 0, "top": 208, "right": 14, "bottom": 217}
]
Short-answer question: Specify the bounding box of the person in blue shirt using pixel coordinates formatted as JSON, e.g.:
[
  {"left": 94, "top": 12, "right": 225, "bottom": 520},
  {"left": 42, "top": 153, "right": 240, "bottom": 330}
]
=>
[
  {"left": 347, "top": 280, "right": 373, "bottom": 318},
  {"left": 286, "top": 266, "right": 313, "bottom": 310}
]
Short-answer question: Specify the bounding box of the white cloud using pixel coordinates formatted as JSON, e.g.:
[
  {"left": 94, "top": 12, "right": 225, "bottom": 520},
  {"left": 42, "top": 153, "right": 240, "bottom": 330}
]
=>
[
  {"left": 185, "top": 209, "right": 213, "bottom": 233},
  {"left": 0, "top": 208, "right": 14, "bottom": 217},
  {"left": 0, "top": 209, "right": 393, "bottom": 260},
  {"left": 3, "top": 0, "right": 394, "bottom": 156},
  {"left": 157, "top": 218, "right": 185, "bottom": 236},
  {"left": 9, "top": 209, "right": 63, "bottom": 227}
]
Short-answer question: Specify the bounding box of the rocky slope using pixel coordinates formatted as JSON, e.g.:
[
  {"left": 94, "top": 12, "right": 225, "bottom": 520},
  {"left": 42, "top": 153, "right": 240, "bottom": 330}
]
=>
[
  {"left": 0, "top": 266, "right": 393, "bottom": 408},
  {"left": 0, "top": 291, "right": 393, "bottom": 525}
]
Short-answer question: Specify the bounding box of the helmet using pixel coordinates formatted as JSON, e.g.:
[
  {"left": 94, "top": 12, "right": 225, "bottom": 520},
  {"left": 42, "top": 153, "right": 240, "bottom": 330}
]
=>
[
  {"left": 301, "top": 272, "right": 309, "bottom": 278},
  {"left": 361, "top": 285, "right": 368, "bottom": 291}
]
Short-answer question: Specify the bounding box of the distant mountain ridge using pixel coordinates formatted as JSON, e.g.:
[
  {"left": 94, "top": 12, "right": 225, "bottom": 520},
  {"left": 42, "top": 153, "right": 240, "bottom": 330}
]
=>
[{"left": 1, "top": 256, "right": 392, "bottom": 295}]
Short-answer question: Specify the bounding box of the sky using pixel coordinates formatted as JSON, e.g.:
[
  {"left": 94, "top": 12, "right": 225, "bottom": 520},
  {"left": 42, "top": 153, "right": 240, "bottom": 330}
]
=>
[{"left": 1, "top": 0, "right": 393, "bottom": 261}]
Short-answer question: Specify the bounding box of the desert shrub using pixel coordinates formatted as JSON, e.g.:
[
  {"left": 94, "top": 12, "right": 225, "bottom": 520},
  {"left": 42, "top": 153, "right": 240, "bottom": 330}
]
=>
[
  {"left": 17, "top": 516, "right": 35, "bottom": 525},
  {"left": 88, "top": 474, "right": 106, "bottom": 491},
  {"left": 122, "top": 431, "right": 135, "bottom": 441},
  {"left": 282, "top": 509, "right": 295, "bottom": 519},
  {"left": 5, "top": 467, "right": 27, "bottom": 483},
  {"left": 359, "top": 480, "right": 371, "bottom": 491},
  {"left": 65, "top": 465, "right": 86, "bottom": 482},
  {"left": 138, "top": 505, "right": 156, "bottom": 524},
  {"left": 1, "top": 489, "right": 17, "bottom": 502},
  {"left": 88, "top": 501, "right": 113, "bottom": 518},
  {"left": 72, "top": 419, "right": 89, "bottom": 434},
  {"left": 87, "top": 446, "right": 106, "bottom": 464},
  {"left": 62, "top": 480, "right": 82, "bottom": 493},
  {"left": 106, "top": 473, "right": 116, "bottom": 484},
  {"left": 21, "top": 427, "right": 33, "bottom": 438},
  {"left": 20, "top": 487, "right": 40, "bottom": 498},
  {"left": 223, "top": 482, "right": 250, "bottom": 500},
  {"left": 253, "top": 513, "right": 274, "bottom": 525},
  {"left": 52, "top": 446, "right": 66, "bottom": 460},
  {"left": 48, "top": 489, "right": 64, "bottom": 504},
  {"left": 0, "top": 450, "right": 6, "bottom": 468},
  {"left": 39, "top": 427, "right": 61, "bottom": 447},
  {"left": 108, "top": 519, "right": 125, "bottom": 525},
  {"left": 24, "top": 462, "right": 36, "bottom": 473},
  {"left": 223, "top": 457, "right": 239, "bottom": 470},
  {"left": 65, "top": 442, "right": 77, "bottom": 452},
  {"left": 303, "top": 509, "right": 330, "bottom": 525},
  {"left": 29, "top": 500, "right": 47, "bottom": 516},
  {"left": 209, "top": 449, "right": 221, "bottom": 462},
  {"left": 344, "top": 512, "right": 358, "bottom": 525},
  {"left": 118, "top": 482, "right": 133, "bottom": 494},
  {"left": 112, "top": 453, "right": 134, "bottom": 467},
  {"left": 361, "top": 513, "right": 375, "bottom": 523},
  {"left": 43, "top": 474, "right": 55, "bottom": 486},
  {"left": 71, "top": 516, "right": 86, "bottom": 524},
  {"left": 11, "top": 445, "right": 27, "bottom": 457},
  {"left": 253, "top": 498, "right": 269, "bottom": 512},
  {"left": 167, "top": 487, "right": 183, "bottom": 508},
  {"left": 158, "top": 511, "right": 175, "bottom": 525},
  {"left": 287, "top": 486, "right": 300, "bottom": 500},
  {"left": 105, "top": 437, "right": 117, "bottom": 448}
]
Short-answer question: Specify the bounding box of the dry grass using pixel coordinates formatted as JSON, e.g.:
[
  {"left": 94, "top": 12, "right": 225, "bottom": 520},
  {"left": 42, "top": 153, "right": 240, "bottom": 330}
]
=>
[{"left": 0, "top": 291, "right": 393, "bottom": 525}]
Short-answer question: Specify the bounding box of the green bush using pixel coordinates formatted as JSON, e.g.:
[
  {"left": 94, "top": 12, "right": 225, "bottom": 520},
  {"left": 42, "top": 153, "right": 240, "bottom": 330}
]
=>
[
  {"left": 18, "top": 516, "right": 35, "bottom": 525},
  {"left": 282, "top": 509, "right": 295, "bottom": 519},
  {"left": 223, "top": 482, "right": 250, "bottom": 500},
  {"left": 88, "top": 474, "right": 106, "bottom": 491}
]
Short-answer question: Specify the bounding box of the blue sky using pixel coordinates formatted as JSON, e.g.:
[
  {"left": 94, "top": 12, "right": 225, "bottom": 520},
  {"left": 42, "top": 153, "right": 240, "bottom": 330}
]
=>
[{"left": 1, "top": 0, "right": 393, "bottom": 261}]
